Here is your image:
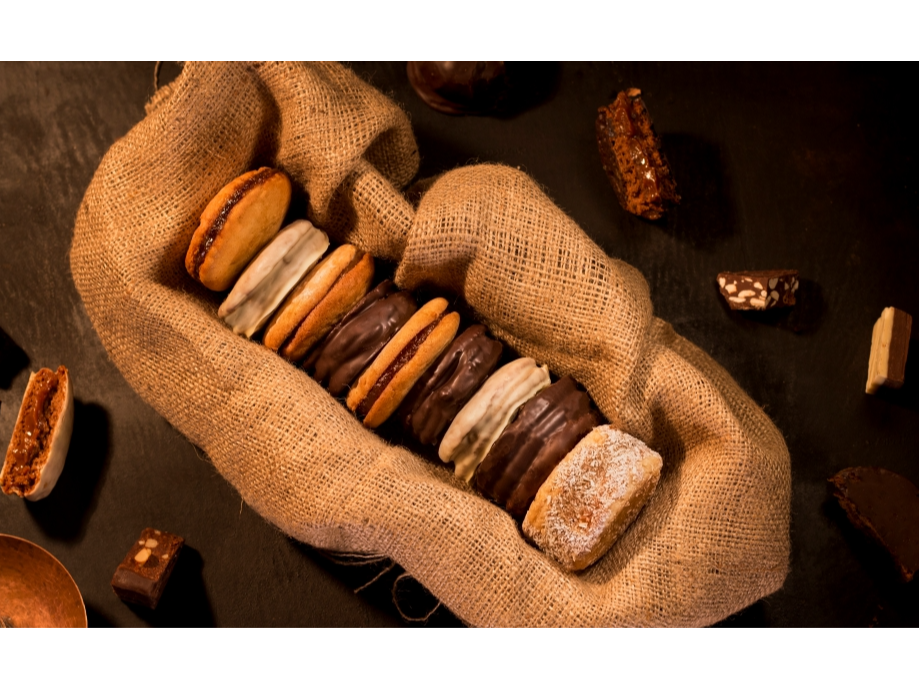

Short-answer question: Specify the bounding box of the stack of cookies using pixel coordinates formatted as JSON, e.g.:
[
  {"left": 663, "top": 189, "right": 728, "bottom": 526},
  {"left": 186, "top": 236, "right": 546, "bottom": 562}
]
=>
[{"left": 184, "top": 167, "right": 663, "bottom": 572}]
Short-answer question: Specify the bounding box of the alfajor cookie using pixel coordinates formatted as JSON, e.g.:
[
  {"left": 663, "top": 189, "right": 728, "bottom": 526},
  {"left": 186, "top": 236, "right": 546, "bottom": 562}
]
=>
[
  {"left": 474, "top": 375, "right": 601, "bottom": 517},
  {"left": 263, "top": 246, "right": 375, "bottom": 362},
  {"left": 186, "top": 167, "right": 292, "bottom": 291},
  {"left": 522, "top": 426, "right": 662, "bottom": 571},
  {"left": 305, "top": 281, "right": 418, "bottom": 397},
  {"left": 218, "top": 220, "right": 329, "bottom": 338},
  {"left": 346, "top": 297, "right": 460, "bottom": 429},
  {"left": 439, "top": 358, "right": 551, "bottom": 482},
  {"left": 1, "top": 366, "right": 74, "bottom": 501},
  {"left": 398, "top": 324, "right": 503, "bottom": 446}
]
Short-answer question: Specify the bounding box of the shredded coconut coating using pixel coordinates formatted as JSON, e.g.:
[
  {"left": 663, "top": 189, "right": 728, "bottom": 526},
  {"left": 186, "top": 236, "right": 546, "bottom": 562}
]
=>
[{"left": 523, "top": 425, "right": 661, "bottom": 571}]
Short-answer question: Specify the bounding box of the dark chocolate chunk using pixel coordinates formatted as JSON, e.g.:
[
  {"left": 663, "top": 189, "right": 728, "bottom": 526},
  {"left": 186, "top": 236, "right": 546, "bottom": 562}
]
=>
[
  {"left": 474, "top": 376, "right": 601, "bottom": 518},
  {"left": 717, "top": 269, "right": 798, "bottom": 310},
  {"left": 407, "top": 61, "right": 507, "bottom": 115},
  {"left": 305, "top": 280, "right": 417, "bottom": 397},
  {"left": 596, "top": 89, "right": 679, "bottom": 220},
  {"left": 111, "top": 528, "right": 184, "bottom": 609},
  {"left": 829, "top": 467, "right": 919, "bottom": 583},
  {"left": 399, "top": 324, "right": 504, "bottom": 446}
]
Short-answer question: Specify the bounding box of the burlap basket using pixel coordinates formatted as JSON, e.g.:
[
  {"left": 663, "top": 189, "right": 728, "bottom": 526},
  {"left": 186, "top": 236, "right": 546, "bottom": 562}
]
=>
[{"left": 70, "top": 61, "right": 790, "bottom": 627}]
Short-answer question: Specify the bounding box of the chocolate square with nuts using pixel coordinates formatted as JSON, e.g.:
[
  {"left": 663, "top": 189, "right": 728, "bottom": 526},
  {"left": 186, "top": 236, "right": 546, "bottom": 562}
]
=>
[
  {"left": 111, "top": 528, "right": 184, "bottom": 609},
  {"left": 717, "top": 269, "right": 798, "bottom": 310}
]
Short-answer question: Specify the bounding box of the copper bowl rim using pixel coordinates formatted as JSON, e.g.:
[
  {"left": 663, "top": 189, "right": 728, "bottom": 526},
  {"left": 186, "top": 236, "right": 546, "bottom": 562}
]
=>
[{"left": 0, "top": 533, "right": 88, "bottom": 628}]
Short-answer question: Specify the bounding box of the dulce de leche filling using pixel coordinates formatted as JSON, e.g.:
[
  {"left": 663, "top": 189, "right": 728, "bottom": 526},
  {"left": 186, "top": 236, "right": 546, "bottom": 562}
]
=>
[
  {"left": 357, "top": 315, "right": 444, "bottom": 418},
  {"left": 2, "top": 368, "right": 62, "bottom": 493},
  {"left": 191, "top": 168, "right": 279, "bottom": 279}
]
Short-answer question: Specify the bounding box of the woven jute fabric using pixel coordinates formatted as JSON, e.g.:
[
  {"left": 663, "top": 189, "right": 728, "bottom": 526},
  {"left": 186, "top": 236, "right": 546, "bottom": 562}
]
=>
[{"left": 70, "top": 61, "right": 790, "bottom": 627}]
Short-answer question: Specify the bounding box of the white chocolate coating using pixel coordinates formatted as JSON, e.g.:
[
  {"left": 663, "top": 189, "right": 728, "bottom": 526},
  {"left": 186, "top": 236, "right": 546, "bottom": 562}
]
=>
[
  {"left": 219, "top": 220, "right": 329, "bottom": 338},
  {"left": 438, "top": 357, "right": 550, "bottom": 482}
]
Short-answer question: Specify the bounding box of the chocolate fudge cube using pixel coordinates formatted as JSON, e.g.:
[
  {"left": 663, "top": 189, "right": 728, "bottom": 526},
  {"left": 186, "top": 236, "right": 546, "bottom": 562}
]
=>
[{"left": 111, "top": 528, "right": 184, "bottom": 609}]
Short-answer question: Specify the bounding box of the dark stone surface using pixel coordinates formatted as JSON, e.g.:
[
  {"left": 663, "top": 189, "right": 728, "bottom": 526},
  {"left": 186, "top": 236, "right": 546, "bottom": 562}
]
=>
[{"left": 1, "top": 62, "right": 917, "bottom": 627}]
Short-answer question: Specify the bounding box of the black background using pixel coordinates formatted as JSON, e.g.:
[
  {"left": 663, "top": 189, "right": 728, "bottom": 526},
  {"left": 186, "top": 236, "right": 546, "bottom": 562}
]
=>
[{"left": 0, "top": 62, "right": 916, "bottom": 627}]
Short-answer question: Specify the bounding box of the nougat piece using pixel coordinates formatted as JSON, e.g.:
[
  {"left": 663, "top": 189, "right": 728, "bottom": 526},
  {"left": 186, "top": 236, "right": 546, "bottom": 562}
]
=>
[
  {"left": 866, "top": 307, "right": 912, "bottom": 394},
  {"left": 717, "top": 269, "right": 798, "bottom": 310}
]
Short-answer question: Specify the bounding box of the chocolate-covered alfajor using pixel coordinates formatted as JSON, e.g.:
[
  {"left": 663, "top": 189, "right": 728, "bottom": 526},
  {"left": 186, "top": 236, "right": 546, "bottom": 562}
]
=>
[
  {"left": 398, "top": 325, "right": 503, "bottom": 446},
  {"left": 185, "top": 167, "right": 292, "bottom": 291},
  {"left": 347, "top": 297, "right": 461, "bottom": 429},
  {"left": 474, "top": 375, "right": 601, "bottom": 517},
  {"left": 305, "top": 280, "right": 417, "bottom": 397}
]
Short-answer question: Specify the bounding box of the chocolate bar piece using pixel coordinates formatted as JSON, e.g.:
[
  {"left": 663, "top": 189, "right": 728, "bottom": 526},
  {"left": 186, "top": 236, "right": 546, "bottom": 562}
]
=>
[
  {"left": 111, "top": 528, "right": 184, "bottom": 609},
  {"left": 717, "top": 270, "right": 798, "bottom": 310},
  {"left": 829, "top": 467, "right": 919, "bottom": 582},
  {"left": 596, "top": 88, "right": 680, "bottom": 220},
  {"left": 866, "top": 307, "right": 912, "bottom": 394}
]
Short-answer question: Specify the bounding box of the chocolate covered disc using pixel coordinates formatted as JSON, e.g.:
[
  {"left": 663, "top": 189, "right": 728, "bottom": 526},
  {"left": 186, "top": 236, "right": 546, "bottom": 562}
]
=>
[
  {"left": 407, "top": 61, "right": 507, "bottom": 115},
  {"left": 830, "top": 466, "right": 919, "bottom": 582},
  {"left": 305, "top": 281, "right": 417, "bottom": 397},
  {"left": 399, "top": 324, "right": 503, "bottom": 446},
  {"left": 474, "top": 376, "right": 601, "bottom": 518},
  {"left": 185, "top": 167, "right": 292, "bottom": 291}
]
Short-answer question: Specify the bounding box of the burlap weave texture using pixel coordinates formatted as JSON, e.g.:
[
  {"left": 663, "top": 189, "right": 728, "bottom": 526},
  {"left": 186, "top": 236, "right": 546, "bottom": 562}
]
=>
[{"left": 70, "top": 61, "right": 790, "bottom": 626}]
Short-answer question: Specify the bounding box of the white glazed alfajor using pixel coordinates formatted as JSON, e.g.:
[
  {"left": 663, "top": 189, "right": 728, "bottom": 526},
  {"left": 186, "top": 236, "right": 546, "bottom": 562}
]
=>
[
  {"left": 218, "top": 220, "right": 329, "bottom": 338},
  {"left": 1, "top": 366, "right": 75, "bottom": 501},
  {"left": 439, "top": 357, "right": 550, "bottom": 482}
]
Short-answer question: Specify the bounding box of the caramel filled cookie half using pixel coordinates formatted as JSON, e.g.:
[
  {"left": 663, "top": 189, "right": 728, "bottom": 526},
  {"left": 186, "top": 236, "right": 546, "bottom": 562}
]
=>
[
  {"left": 597, "top": 90, "right": 679, "bottom": 220},
  {"left": 347, "top": 297, "right": 460, "bottom": 429},
  {"left": 2, "top": 366, "right": 74, "bottom": 501},
  {"left": 185, "top": 167, "right": 292, "bottom": 291}
]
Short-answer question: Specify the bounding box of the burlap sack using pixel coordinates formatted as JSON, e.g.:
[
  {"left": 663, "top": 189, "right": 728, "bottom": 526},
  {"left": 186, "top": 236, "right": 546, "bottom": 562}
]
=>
[{"left": 70, "top": 61, "right": 790, "bottom": 626}]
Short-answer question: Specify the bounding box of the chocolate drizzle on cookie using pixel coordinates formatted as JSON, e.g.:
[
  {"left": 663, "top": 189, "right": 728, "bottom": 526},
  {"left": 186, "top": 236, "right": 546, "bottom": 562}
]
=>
[{"left": 190, "top": 167, "right": 280, "bottom": 280}]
